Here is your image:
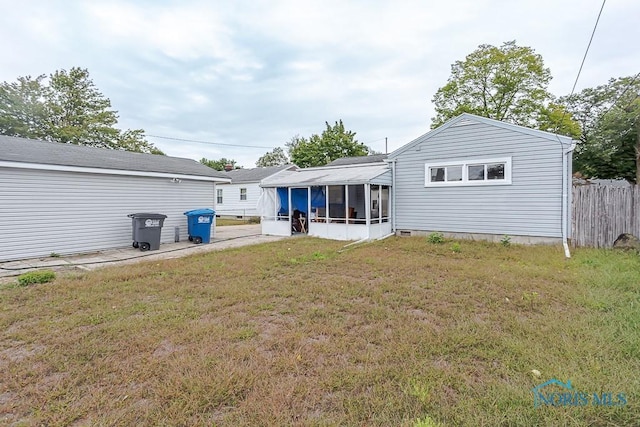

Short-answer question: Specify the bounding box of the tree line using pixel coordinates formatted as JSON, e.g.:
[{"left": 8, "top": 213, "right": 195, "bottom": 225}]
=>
[
  {"left": 244, "top": 41, "right": 638, "bottom": 183},
  {"left": 1, "top": 45, "right": 637, "bottom": 183},
  {"left": 0, "top": 67, "right": 162, "bottom": 154}
]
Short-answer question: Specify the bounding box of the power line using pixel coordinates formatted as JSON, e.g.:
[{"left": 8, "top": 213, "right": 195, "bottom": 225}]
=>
[
  {"left": 567, "top": 0, "right": 607, "bottom": 100},
  {"left": 146, "top": 134, "right": 278, "bottom": 149},
  {"left": 555, "top": 0, "right": 607, "bottom": 133}
]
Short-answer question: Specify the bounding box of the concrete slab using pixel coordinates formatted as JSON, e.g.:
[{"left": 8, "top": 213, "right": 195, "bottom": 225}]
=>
[{"left": 0, "top": 225, "right": 287, "bottom": 284}]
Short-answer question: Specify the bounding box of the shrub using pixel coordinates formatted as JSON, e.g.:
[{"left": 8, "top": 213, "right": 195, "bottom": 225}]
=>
[
  {"left": 451, "top": 242, "right": 461, "bottom": 253},
  {"left": 17, "top": 270, "right": 56, "bottom": 286},
  {"left": 427, "top": 232, "right": 445, "bottom": 244},
  {"left": 501, "top": 235, "right": 511, "bottom": 247}
]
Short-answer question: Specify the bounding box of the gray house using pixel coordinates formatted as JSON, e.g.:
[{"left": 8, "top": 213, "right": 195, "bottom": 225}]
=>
[
  {"left": 0, "top": 135, "right": 230, "bottom": 261},
  {"left": 388, "top": 113, "right": 576, "bottom": 252}
]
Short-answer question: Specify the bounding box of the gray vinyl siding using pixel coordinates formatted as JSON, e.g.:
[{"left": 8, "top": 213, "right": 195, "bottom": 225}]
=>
[
  {"left": 392, "top": 121, "right": 564, "bottom": 238},
  {"left": 215, "top": 182, "right": 262, "bottom": 217},
  {"left": 371, "top": 170, "right": 392, "bottom": 186},
  {"left": 0, "top": 168, "right": 215, "bottom": 261}
]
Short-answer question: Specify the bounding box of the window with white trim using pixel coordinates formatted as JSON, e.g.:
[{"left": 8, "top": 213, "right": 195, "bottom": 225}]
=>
[
  {"left": 217, "top": 188, "right": 223, "bottom": 204},
  {"left": 240, "top": 188, "right": 247, "bottom": 201},
  {"left": 425, "top": 157, "right": 511, "bottom": 186}
]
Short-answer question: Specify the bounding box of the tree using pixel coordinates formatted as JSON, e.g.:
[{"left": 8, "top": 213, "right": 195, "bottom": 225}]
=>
[
  {"left": 256, "top": 147, "right": 289, "bottom": 167},
  {"left": 200, "top": 157, "right": 237, "bottom": 171},
  {"left": 536, "top": 102, "right": 581, "bottom": 139},
  {"left": 286, "top": 121, "right": 371, "bottom": 168},
  {"left": 565, "top": 75, "right": 640, "bottom": 183},
  {"left": 431, "top": 41, "right": 553, "bottom": 129},
  {"left": 0, "top": 67, "right": 163, "bottom": 154},
  {"left": 0, "top": 75, "right": 49, "bottom": 139}
]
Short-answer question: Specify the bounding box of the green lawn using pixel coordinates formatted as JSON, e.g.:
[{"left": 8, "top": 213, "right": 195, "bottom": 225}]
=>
[
  {"left": 215, "top": 217, "right": 260, "bottom": 226},
  {"left": 1, "top": 237, "right": 638, "bottom": 426}
]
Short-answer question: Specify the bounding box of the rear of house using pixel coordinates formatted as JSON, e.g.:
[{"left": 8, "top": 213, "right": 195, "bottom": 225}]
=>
[
  {"left": 0, "top": 136, "right": 230, "bottom": 261},
  {"left": 389, "top": 114, "right": 575, "bottom": 244}
]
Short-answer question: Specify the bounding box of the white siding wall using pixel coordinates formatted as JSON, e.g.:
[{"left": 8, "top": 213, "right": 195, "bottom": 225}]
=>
[
  {"left": 0, "top": 168, "right": 215, "bottom": 261},
  {"left": 216, "top": 182, "right": 261, "bottom": 217},
  {"left": 393, "top": 121, "right": 564, "bottom": 238}
]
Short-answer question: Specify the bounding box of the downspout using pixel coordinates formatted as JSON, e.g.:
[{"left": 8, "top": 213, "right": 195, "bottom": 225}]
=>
[
  {"left": 561, "top": 140, "right": 577, "bottom": 258},
  {"left": 387, "top": 159, "right": 397, "bottom": 233}
]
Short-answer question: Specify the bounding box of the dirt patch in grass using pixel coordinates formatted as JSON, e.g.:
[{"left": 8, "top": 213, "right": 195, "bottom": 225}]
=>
[{"left": 1, "top": 237, "right": 639, "bottom": 425}]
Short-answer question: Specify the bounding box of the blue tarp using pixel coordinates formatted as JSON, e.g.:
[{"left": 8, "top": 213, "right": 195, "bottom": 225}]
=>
[
  {"left": 277, "top": 187, "right": 326, "bottom": 215},
  {"left": 277, "top": 187, "right": 288, "bottom": 214},
  {"left": 291, "top": 188, "right": 308, "bottom": 214},
  {"left": 310, "top": 187, "right": 326, "bottom": 208}
]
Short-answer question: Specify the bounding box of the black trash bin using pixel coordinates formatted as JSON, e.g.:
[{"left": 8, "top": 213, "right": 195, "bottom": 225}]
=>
[{"left": 127, "top": 213, "right": 167, "bottom": 251}]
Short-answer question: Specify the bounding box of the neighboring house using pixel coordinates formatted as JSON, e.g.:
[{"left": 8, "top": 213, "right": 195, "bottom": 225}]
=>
[
  {"left": 573, "top": 177, "right": 633, "bottom": 188},
  {"left": 389, "top": 113, "right": 575, "bottom": 249},
  {"left": 0, "top": 135, "right": 230, "bottom": 262},
  {"left": 216, "top": 164, "right": 297, "bottom": 217},
  {"left": 259, "top": 113, "right": 576, "bottom": 251}
]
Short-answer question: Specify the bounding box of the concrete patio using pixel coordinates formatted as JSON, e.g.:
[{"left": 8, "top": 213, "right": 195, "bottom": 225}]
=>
[{"left": 0, "top": 225, "right": 286, "bottom": 283}]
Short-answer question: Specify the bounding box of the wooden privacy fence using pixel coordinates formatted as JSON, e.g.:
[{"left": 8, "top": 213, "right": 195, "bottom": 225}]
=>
[{"left": 572, "top": 185, "right": 639, "bottom": 248}]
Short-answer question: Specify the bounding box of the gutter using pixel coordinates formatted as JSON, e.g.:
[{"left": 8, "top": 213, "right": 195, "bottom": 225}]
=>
[
  {"left": 385, "top": 158, "right": 397, "bottom": 233},
  {"left": 561, "top": 140, "right": 577, "bottom": 258}
]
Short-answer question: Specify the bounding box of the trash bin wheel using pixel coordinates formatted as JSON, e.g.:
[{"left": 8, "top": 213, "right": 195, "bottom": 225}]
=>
[
  {"left": 139, "top": 242, "right": 151, "bottom": 251},
  {"left": 132, "top": 242, "right": 139, "bottom": 248},
  {"left": 194, "top": 236, "right": 203, "bottom": 244},
  {"left": 188, "top": 236, "right": 193, "bottom": 241}
]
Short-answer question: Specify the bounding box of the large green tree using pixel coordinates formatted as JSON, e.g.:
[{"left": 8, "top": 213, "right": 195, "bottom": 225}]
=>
[
  {"left": 564, "top": 75, "right": 640, "bottom": 183},
  {"left": 286, "top": 120, "right": 370, "bottom": 168},
  {"left": 256, "top": 147, "right": 289, "bottom": 167},
  {"left": 0, "top": 75, "right": 49, "bottom": 139},
  {"left": 431, "top": 41, "right": 554, "bottom": 129},
  {"left": 200, "top": 157, "right": 237, "bottom": 171},
  {"left": 0, "top": 67, "right": 162, "bottom": 154}
]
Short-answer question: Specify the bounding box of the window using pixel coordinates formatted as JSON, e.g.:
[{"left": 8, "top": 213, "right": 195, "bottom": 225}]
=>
[
  {"left": 425, "top": 157, "right": 511, "bottom": 186},
  {"left": 240, "top": 188, "right": 247, "bottom": 201},
  {"left": 429, "top": 165, "right": 463, "bottom": 182},
  {"left": 217, "top": 188, "right": 223, "bottom": 204}
]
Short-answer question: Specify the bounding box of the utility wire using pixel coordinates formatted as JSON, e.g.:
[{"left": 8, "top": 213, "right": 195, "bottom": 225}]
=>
[
  {"left": 555, "top": 0, "right": 607, "bottom": 133},
  {"left": 147, "top": 134, "right": 278, "bottom": 149}
]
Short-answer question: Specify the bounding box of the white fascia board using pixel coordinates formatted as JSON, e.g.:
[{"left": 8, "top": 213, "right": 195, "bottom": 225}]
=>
[{"left": 0, "top": 160, "right": 232, "bottom": 183}]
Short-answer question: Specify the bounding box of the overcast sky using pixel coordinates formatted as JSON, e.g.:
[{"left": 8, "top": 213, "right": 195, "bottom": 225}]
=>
[{"left": 1, "top": 0, "right": 639, "bottom": 167}]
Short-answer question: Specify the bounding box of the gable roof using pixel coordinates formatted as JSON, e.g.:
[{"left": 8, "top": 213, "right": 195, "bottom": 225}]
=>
[
  {"left": 327, "top": 154, "right": 388, "bottom": 166},
  {"left": 389, "top": 113, "right": 575, "bottom": 159},
  {"left": 223, "top": 164, "right": 297, "bottom": 183},
  {"left": 260, "top": 163, "right": 391, "bottom": 187},
  {"left": 0, "top": 135, "right": 230, "bottom": 181}
]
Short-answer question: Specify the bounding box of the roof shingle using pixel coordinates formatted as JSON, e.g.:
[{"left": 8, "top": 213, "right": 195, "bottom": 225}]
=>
[
  {"left": 0, "top": 135, "right": 229, "bottom": 179},
  {"left": 223, "top": 164, "right": 297, "bottom": 183}
]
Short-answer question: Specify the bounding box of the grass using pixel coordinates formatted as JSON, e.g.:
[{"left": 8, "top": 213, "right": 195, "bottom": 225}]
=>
[
  {"left": 1, "top": 237, "right": 639, "bottom": 426},
  {"left": 216, "top": 217, "right": 260, "bottom": 226}
]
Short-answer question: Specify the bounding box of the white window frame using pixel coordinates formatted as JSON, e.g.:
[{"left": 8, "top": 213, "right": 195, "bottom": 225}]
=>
[
  {"left": 217, "top": 188, "right": 223, "bottom": 204},
  {"left": 240, "top": 187, "right": 247, "bottom": 201},
  {"left": 424, "top": 157, "right": 512, "bottom": 187}
]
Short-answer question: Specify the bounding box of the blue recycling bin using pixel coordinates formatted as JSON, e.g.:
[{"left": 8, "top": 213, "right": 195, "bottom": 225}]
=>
[{"left": 184, "top": 208, "right": 215, "bottom": 244}]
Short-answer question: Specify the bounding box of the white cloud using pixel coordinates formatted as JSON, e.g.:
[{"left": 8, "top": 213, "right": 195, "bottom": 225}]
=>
[{"left": 0, "top": 0, "right": 638, "bottom": 168}]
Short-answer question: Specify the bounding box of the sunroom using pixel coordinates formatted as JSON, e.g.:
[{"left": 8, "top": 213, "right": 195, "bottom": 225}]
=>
[{"left": 257, "top": 163, "right": 392, "bottom": 241}]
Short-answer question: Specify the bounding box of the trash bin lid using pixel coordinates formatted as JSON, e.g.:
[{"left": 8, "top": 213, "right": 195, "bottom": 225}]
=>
[
  {"left": 184, "top": 208, "right": 215, "bottom": 216},
  {"left": 127, "top": 213, "right": 168, "bottom": 219}
]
